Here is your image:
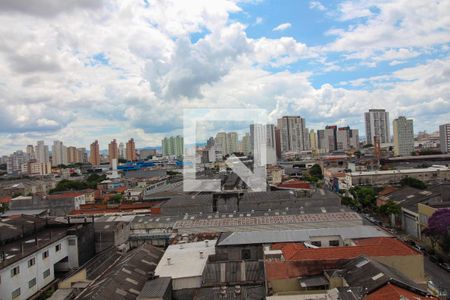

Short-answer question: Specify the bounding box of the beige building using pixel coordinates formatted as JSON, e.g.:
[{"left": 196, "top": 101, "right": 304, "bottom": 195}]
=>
[
  {"left": 89, "top": 140, "right": 100, "bottom": 166},
  {"left": 393, "top": 116, "right": 414, "bottom": 156}
]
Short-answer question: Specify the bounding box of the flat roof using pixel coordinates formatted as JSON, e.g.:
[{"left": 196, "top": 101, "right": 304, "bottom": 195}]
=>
[
  {"left": 349, "top": 166, "right": 449, "bottom": 176},
  {"left": 155, "top": 240, "right": 217, "bottom": 279},
  {"left": 217, "top": 225, "right": 389, "bottom": 246}
]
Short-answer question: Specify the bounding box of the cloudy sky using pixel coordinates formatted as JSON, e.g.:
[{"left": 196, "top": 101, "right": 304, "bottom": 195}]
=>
[{"left": 0, "top": 0, "right": 449, "bottom": 154}]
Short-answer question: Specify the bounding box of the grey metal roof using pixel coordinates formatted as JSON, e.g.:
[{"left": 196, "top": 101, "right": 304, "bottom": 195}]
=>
[
  {"left": 137, "top": 277, "right": 171, "bottom": 299},
  {"left": 217, "top": 225, "right": 389, "bottom": 246}
]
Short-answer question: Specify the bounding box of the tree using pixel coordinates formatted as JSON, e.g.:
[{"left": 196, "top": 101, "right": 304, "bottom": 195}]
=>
[
  {"left": 309, "top": 164, "right": 323, "bottom": 179},
  {"left": 342, "top": 196, "right": 361, "bottom": 209},
  {"left": 109, "top": 193, "right": 123, "bottom": 203},
  {"left": 363, "top": 144, "right": 373, "bottom": 148},
  {"left": 423, "top": 209, "right": 450, "bottom": 251},
  {"left": 350, "top": 186, "right": 376, "bottom": 209},
  {"left": 377, "top": 200, "right": 401, "bottom": 217},
  {"left": 400, "top": 177, "right": 427, "bottom": 190}
]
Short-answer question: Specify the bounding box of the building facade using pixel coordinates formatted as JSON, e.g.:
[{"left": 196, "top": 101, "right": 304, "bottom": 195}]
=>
[
  {"left": 89, "top": 140, "right": 100, "bottom": 166},
  {"left": 440, "top": 123, "right": 450, "bottom": 153},
  {"left": 277, "top": 116, "right": 307, "bottom": 153},
  {"left": 393, "top": 116, "right": 414, "bottom": 156},
  {"left": 108, "top": 139, "right": 119, "bottom": 164},
  {"left": 365, "top": 109, "right": 390, "bottom": 144}
]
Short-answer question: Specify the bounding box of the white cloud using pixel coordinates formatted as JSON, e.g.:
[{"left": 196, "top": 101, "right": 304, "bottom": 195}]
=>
[
  {"left": 309, "top": 1, "right": 326, "bottom": 11},
  {"left": 272, "top": 22, "right": 291, "bottom": 32}
]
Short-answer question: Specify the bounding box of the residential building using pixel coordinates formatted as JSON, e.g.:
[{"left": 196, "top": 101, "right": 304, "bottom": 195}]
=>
[
  {"left": 77, "top": 147, "right": 87, "bottom": 163},
  {"left": 6, "top": 150, "right": 29, "bottom": 174},
  {"left": 346, "top": 166, "right": 450, "bottom": 187},
  {"left": 275, "top": 127, "right": 281, "bottom": 159},
  {"left": 309, "top": 129, "right": 318, "bottom": 151},
  {"left": 214, "top": 132, "right": 227, "bottom": 155},
  {"left": 336, "top": 126, "right": 359, "bottom": 151},
  {"left": 365, "top": 109, "right": 390, "bottom": 144},
  {"left": 23, "top": 160, "right": 52, "bottom": 176},
  {"left": 226, "top": 132, "right": 238, "bottom": 154},
  {"left": 108, "top": 139, "right": 119, "bottom": 164},
  {"left": 277, "top": 116, "right": 307, "bottom": 153},
  {"left": 35, "top": 141, "right": 50, "bottom": 164},
  {"left": 89, "top": 140, "right": 100, "bottom": 166},
  {"left": 26, "top": 145, "right": 35, "bottom": 160},
  {"left": 52, "top": 140, "right": 68, "bottom": 166},
  {"left": 126, "top": 138, "right": 137, "bottom": 161},
  {"left": 67, "top": 146, "right": 78, "bottom": 164},
  {"left": 440, "top": 123, "right": 450, "bottom": 153},
  {"left": 393, "top": 116, "right": 414, "bottom": 156},
  {"left": 119, "top": 142, "right": 125, "bottom": 158},
  {"left": 161, "top": 136, "right": 183, "bottom": 157},
  {"left": 240, "top": 133, "right": 251, "bottom": 155}
]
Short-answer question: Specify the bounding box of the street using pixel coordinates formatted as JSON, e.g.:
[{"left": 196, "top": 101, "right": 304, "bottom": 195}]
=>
[{"left": 424, "top": 255, "right": 450, "bottom": 294}]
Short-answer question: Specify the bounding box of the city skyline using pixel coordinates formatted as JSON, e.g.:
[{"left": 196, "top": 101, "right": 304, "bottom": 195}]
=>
[{"left": 0, "top": 1, "right": 449, "bottom": 154}]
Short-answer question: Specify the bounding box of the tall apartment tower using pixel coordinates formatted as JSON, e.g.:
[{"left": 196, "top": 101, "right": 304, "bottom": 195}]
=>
[
  {"left": 89, "top": 140, "right": 100, "bottom": 166},
  {"left": 119, "top": 142, "right": 125, "bottom": 158},
  {"left": 309, "top": 129, "right": 318, "bottom": 150},
  {"left": 26, "top": 145, "right": 35, "bottom": 160},
  {"left": 35, "top": 141, "right": 50, "bottom": 164},
  {"left": 277, "top": 116, "right": 307, "bottom": 153},
  {"left": 108, "top": 139, "right": 119, "bottom": 163},
  {"left": 52, "top": 140, "right": 68, "bottom": 166},
  {"left": 226, "top": 132, "right": 238, "bottom": 154},
  {"left": 126, "top": 138, "right": 137, "bottom": 161},
  {"left": 365, "top": 109, "right": 390, "bottom": 144},
  {"left": 440, "top": 123, "right": 450, "bottom": 153},
  {"left": 393, "top": 116, "right": 414, "bottom": 156}
]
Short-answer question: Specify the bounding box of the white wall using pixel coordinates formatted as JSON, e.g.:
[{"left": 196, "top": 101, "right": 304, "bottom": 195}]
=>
[{"left": 0, "top": 235, "right": 78, "bottom": 300}]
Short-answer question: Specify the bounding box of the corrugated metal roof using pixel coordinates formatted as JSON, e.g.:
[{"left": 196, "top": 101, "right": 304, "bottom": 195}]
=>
[{"left": 217, "top": 225, "right": 389, "bottom": 246}]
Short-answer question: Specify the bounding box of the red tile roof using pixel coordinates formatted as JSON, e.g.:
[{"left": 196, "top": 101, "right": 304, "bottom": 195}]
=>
[
  {"left": 277, "top": 180, "right": 312, "bottom": 190},
  {"left": 366, "top": 282, "right": 437, "bottom": 300},
  {"left": 0, "top": 197, "right": 11, "bottom": 204},
  {"left": 378, "top": 186, "right": 397, "bottom": 196},
  {"left": 274, "top": 237, "right": 419, "bottom": 261},
  {"left": 265, "top": 259, "right": 347, "bottom": 280}
]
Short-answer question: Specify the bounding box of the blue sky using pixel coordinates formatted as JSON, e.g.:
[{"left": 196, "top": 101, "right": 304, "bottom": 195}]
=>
[{"left": 0, "top": 0, "right": 449, "bottom": 153}]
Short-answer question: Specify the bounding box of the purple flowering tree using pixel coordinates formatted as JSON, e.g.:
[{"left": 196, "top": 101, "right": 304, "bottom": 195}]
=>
[{"left": 423, "top": 208, "right": 450, "bottom": 251}]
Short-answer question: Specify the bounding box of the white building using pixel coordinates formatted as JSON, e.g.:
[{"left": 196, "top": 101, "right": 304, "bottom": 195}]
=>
[
  {"left": 35, "top": 141, "right": 50, "bottom": 164},
  {"left": 277, "top": 116, "right": 307, "bottom": 153},
  {"left": 440, "top": 123, "right": 450, "bottom": 153},
  {"left": 51, "top": 140, "right": 68, "bottom": 166},
  {"left": 155, "top": 240, "right": 217, "bottom": 290},
  {"left": 393, "top": 116, "right": 414, "bottom": 156},
  {"left": 365, "top": 109, "right": 390, "bottom": 144},
  {"left": 6, "top": 151, "right": 29, "bottom": 174},
  {"left": 0, "top": 231, "right": 79, "bottom": 300}
]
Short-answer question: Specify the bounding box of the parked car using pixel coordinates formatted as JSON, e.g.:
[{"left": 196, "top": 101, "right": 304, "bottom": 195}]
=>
[{"left": 439, "top": 262, "right": 450, "bottom": 272}]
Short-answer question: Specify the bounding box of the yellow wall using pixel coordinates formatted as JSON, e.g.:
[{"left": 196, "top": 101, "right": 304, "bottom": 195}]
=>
[
  {"left": 58, "top": 268, "right": 88, "bottom": 289},
  {"left": 374, "top": 255, "right": 425, "bottom": 283}
]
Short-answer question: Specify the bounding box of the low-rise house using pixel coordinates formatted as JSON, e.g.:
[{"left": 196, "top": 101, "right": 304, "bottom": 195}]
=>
[{"left": 94, "top": 221, "right": 131, "bottom": 253}]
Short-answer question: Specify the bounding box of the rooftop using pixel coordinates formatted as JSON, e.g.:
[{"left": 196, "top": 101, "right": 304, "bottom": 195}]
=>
[
  {"left": 46, "top": 192, "right": 84, "bottom": 199},
  {"left": 349, "top": 166, "right": 449, "bottom": 176},
  {"left": 217, "top": 225, "right": 389, "bottom": 246},
  {"left": 273, "top": 237, "right": 419, "bottom": 261},
  {"left": 366, "top": 282, "right": 437, "bottom": 300},
  {"left": 155, "top": 239, "right": 217, "bottom": 279},
  {"left": 137, "top": 277, "right": 171, "bottom": 300}
]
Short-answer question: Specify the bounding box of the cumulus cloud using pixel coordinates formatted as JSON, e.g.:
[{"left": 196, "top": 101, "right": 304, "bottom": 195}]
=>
[
  {"left": 0, "top": 0, "right": 449, "bottom": 154},
  {"left": 272, "top": 23, "right": 291, "bottom": 32},
  {"left": 309, "top": 1, "right": 326, "bottom": 11}
]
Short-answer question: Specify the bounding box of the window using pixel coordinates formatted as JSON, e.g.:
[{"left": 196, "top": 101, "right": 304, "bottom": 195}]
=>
[
  {"left": 43, "top": 269, "right": 50, "bottom": 279},
  {"left": 241, "top": 249, "right": 251, "bottom": 260},
  {"left": 12, "top": 288, "right": 20, "bottom": 299},
  {"left": 29, "top": 278, "right": 36, "bottom": 288},
  {"left": 28, "top": 257, "right": 36, "bottom": 267},
  {"left": 311, "top": 241, "right": 322, "bottom": 247},
  {"left": 42, "top": 250, "right": 49, "bottom": 259},
  {"left": 329, "top": 240, "right": 340, "bottom": 247},
  {"left": 56, "top": 244, "right": 61, "bottom": 252},
  {"left": 68, "top": 239, "right": 76, "bottom": 246},
  {"left": 11, "top": 266, "right": 20, "bottom": 277}
]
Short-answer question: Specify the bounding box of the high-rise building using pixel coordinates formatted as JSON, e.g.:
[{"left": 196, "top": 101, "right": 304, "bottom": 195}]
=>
[
  {"left": 215, "top": 132, "right": 227, "bottom": 154},
  {"left": 249, "top": 124, "right": 277, "bottom": 164},
  {"left": 275, "top": 128, "right": 281, "bottom": 159},
  {"left": 77, "top": 148, "right": 87, "bottom": 163},
  {"left": 365, "top": 109, "right": 390, "bottom": 144},
  {"left": 67, "top": 146, "right": 78, "bottom": 163},
  {"left": 393, "top": 116, "right": 414, "bottom": 156},
  {"left": 349, "top": 129, "right": 359, "bottom": 150},
  {"left": 277, "top": 116, "right": 307, "bottom": 153},
  {"left": 161, "top": 136, "right": 184, "bottom": 156},
  {"left": 35, "top": 141, "right": 49, "bottom": 164},
  {"left": 108, "top": 139, "right": 119, "bottom": 163},
  {"left": 119, "top": 142, "right": 125, "bottom": 159},
  {"left": 6, "top": 150, "right": 29, "bottom": 174},
  {"left": 240, "top": 133, "right": 251, "bottom": 155},
  {"left": 323, "top": 125, "right": 337, "bottom": 152},
  {"left": 226, "top": 132, "right": 238, "bottom": 154},
  {"left": 439, "top": 123, "right": 450, "bottom": 153},
  {"left": 309, "top": 129, "right": 318, "bottom": 150},
  {"left": 26, "top": 145, "right": 35, "bottom": 160},
  {"left": 52, "top": 140, "right": 68, "bottom": 166},
  {"left": 89, "top": 140, "right": 100, "bottom": 166},
  {"left": 126, "top": 138, "right": 137, "bottom": 161}
]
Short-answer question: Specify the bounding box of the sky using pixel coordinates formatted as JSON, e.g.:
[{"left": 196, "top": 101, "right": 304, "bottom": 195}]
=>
[{"left": 0, "top": 0, "right": 449, "bottom": 154}]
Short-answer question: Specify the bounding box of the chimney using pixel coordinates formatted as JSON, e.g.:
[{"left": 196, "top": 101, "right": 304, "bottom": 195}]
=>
[
  {"left": 167, "top": 257, "right": 171, "bottom": 265},
  {"left": 205, "top": 240, "right": 209, "bottom": 247},
  {"left": 199, "top": 251, "right": 204, "bottom": 259}
]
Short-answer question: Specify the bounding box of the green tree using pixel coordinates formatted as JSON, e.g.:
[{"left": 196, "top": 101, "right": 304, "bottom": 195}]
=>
[
  {"left": 342, "top": 196, "right": 361, "bottom": 209},
  {"left": 350, "top": 186, "right": 376, "bottom": 209},
  {"left": 400, "top": 177, "right": 427, "bottom": 189},
  {"left": 309, "top": 164, "right": 323, "bottom": 179},
  {"left": 377, "top": 200, "right": 401, "bottom": 217},
  {"left": 109, "top": 193, "right": 123, "bottom": 203}
]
